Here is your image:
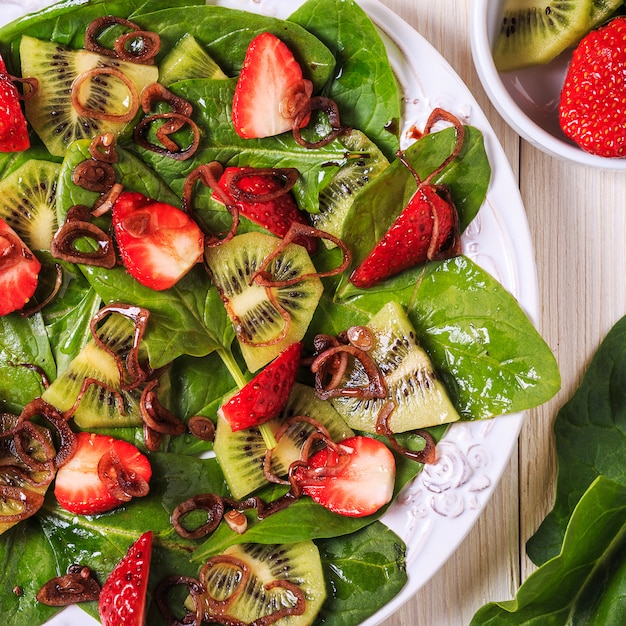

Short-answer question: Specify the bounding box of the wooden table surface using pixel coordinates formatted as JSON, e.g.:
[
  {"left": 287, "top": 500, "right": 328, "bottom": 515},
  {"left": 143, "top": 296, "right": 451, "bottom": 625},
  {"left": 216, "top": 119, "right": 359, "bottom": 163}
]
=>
[{"left": 377, "top": 1, "right": 626, "bottom": 625}]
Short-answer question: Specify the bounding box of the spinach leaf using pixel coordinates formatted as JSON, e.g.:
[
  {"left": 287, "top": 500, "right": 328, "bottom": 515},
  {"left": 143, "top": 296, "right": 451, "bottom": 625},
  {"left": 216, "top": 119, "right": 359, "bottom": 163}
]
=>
[
  {"left": 0, "top": 518, "right": 61, "bottom": 626},
  {"left": 470, "top": 476, "right": 626, "bottom": 625},
  {"left": 140, "top": 77, "right": 353, "bottom": 214},
  {"left": 316, "top": 522, "right": 407, "bottom": 626},
  {"left": 133, "top": 6, "right": 336, "bottom": 90},
  {"left": 289, "top": 0, "right": 402, "bottom": 160},
  {"left": 0, "top": 312, "right": 55, "bottom": 413},
  {"left": 527, "top": 314, "right": 626, "bottom": 565},
  {"left": 318, "top": 256, "right": 560, "bottom": 420}
]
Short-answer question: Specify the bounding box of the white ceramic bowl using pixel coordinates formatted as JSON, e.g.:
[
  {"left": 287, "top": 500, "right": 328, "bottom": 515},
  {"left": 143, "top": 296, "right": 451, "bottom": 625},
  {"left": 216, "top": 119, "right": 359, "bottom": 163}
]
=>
[{"left": 470, "top": 0, "right": 626, "bottom": 170}]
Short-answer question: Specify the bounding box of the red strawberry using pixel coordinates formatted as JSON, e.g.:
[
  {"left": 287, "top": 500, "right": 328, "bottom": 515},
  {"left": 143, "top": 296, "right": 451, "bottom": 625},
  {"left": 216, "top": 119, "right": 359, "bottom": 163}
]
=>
[
  {"left": 350, "top": 184, "right": 458, "bottom": 288},
  {"left": 559, "top": 17, "right": 626, "bottom": 158},
  {"left": 214, "top": 167, "right": 317, "bottom": 254},
  {"left": 0, "top": 55, "right": 29, "bottom": 152},
  {"left": 232, "top": 32, "right": 313, "bottom": 139},
  {"left": 0, "top": 217, "right": 41, "bottom": 316},
  {"left": 99, "top": 531, "right": 152, "bottom": 626},
  {"left": 294, "top": 435, "right": 396, "bottom": 517},
  {"left": 112, "top": 191, "right": 204, "bottom": 291},
  {"left": 218, "top": 342, "right": 302, "bottom": 431},
  {"left": 54, "top": 432, "right": 152, "bottom": 515}
]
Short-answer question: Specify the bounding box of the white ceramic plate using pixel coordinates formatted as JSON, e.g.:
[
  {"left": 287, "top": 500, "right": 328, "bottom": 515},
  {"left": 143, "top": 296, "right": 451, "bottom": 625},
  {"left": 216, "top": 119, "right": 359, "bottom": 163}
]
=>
[
  {"left": 471, "top": 0, "right": 626, "bottom": 170},
  {"left": 0, "top": 1, "right": 535, "bottom": 624}
]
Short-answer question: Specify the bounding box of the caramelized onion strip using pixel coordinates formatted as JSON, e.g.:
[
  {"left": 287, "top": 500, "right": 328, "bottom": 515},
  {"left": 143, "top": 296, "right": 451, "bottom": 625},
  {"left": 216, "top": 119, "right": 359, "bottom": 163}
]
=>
[
  {"left": 140, "top": 379, "right": 186, "bottom": 435},
  {"left": 134, "top": 112, "right": 200, "bottom": 161},
  {"left": 36, "top": 565, "right": 101, "bottom": 607},
  {"left": 171, "top": 493, "right": 225, "bottom": 539},
  {"left": 114, "top": 30, "right": 161, "bottom": 64},
  {"left": 421, "top": 107, "right": 465, "bottom": 186},
  {"left": 98, "top": 447, "right": 150, "bottom": 500},
  {"left": 292, "top": 96, "right": 346, "bottom": 149},
  {"left": 155, "top": 575, "right": 205, "bottom": 626},
  {"left": 50, "top": 215, "right": 116, "bottom": 268},
  {"left": 199, "top": 554, "right": 250, "bottom": 616},
  {"left": 18, "top": 262, "right": 63, "bottom": 318},
  {"left": 223, "top": 167, "right": 299, "bottom": 204},
  {"left": 0, "top": 486, "right": 45, "bottom": 524},
  {"left": 251, "top": 223, "right": 350, "bottom": 289},
  {"left": 85, "top": 16, "right": 140, "bottom": 57}
]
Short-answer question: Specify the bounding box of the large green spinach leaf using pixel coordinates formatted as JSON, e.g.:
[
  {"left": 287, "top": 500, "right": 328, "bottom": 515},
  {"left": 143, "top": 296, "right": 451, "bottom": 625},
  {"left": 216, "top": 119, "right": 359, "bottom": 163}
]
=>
[
  {"left": 471, "top": 476, "right": 626, "bottom": 625},
  {"left": 289, "top": 0, "right": 402, "bottom": 160},
  {"left": 528, "top": 314, "right": 626, "bottom": 565}
]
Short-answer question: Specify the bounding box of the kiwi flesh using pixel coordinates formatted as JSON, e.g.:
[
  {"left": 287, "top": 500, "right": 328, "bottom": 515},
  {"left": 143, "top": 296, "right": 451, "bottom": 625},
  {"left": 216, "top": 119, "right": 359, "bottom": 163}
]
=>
[
  {"left": 214, "top": 382, "right": 354, "bottom": 499},
  {"left": 0, "top": 413, "right": 53, "bottom": 534},
  {"left": 493, "top": 0, "right": 593, "bottom": 71},
  {"left": 310, "top": 129, "right": 388, "bottom": 248},
  {"left": 205, "top": 232, "right": 323, "bottom": 373},
  {"left": 158, "top": 33, "right": 227, "bottom": 85},
  {"left": 20, "top": 35, "right": 158, "bottom": 156},
  {"left": 42, "top": 313, "right": 144, "bottom": 429},
  {"left": 0, "top": 159, "right": 59, "bottom": 250},
  {"left": 590, "top": 0, "right": 623, "bottom": 27},
  {"left": 331, "top": 300, "right": 460, "bottom": 433},
  {"left": 196, "top": 541, "right": 326, "bottom": 626}
]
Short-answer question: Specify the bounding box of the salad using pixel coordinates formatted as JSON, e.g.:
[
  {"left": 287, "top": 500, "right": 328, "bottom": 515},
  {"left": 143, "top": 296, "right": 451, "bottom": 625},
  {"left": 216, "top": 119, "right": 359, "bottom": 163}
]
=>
[{"left": 0, "top": 1, "right": 561, "bottom": 625}]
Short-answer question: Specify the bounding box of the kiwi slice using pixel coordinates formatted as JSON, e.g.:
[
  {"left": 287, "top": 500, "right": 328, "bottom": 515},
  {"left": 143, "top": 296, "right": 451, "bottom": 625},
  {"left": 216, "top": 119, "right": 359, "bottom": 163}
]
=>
[
  {"left": 196, "top": 541, "right": 326, "bottom": 626},
  {"left": 20, "top": 35, "right": 159, "bottom": 156},
  {"left": 0, "top": 413, "right": 53, "bottom": 534},
  {"left": 0, "top": 159, "right": 59, "bottom": 250},
  {"left": 158, "top": 33, "right": 227, "bottom": 85},
  {"left": 590, "top": 0, "right": 623, "bottom": 27},
  {"left": 492, "top": 0, "right": 593, "bottom": 71},
  {"left": 331, "top": 300, "right": 460, "bottom": 433},
  {"left": 42, "top": 313, "right": 144, "bottom": 429},
  {"left": 214, "top": 382, "right": 354, "bottom": 499},
  {"left": 205, "top": 232, "right": 323, "bottom": 373},
  {"left": 310, "top": 129, "right": 388, "bottom": 248}
]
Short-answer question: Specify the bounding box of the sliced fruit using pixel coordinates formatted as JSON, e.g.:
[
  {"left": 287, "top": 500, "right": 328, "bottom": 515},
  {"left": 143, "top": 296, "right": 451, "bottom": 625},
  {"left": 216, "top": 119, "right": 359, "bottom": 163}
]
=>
[
  {"left": 0, "top": 413, "right": 53, "bottom": 534},
  {"left": 0, "top": 217, "right": 41, "bottom": 316},
  {"left": 590, "top": 0, "right": 624, "bottom": 28},
  {"left": 559, "top": 16, "right": 626, "bottom": 158},
  {"left": 197, "top": 541, "right": 326, "bottom": 626},
  {"left": 232, "top": 31, "right": 313, "bottom": 139},
  {"left": 20, "top": 35, "right": 158, "bottom": 156},
  {"left": 99, "top": 531, "right": 152, "bottom": 626},
  {"left": 214, "top": 382, "right": 353, "bottom": 499},
  {"left": 219, "top": 342, "right": 302, "bottom": 431},
  {"left": 42, "top": 313, "right": 144, "bottom": 429},
  {"left": 54, "top": 432, "right": 151, "bottom": 515},
  {"left": 311, "top": 130, "right": 389, "bottom": 247},
  {"left": 331, "top": 300, "right": 461, "bottom": 433},
  {"left": 205, "top": 231, "right": 323, "bottom": 372},
  {"left": 0, "top": 55, "right": 29, "bottom": 152},
  {"left": 493, "top": 0, "right": 593, "bottom": 72},
  {"left": 294, "top": 435, "right": 395, "bottom": 517},
  {"left": 158, "top": 33, "right": 227, "bottom": 85},
  {"left": 112, "top": 191, "right": 204, "bottom": 291},
  {"left": 214, "top": 167, "right": 317, "bottom": 254},
  {"left": 0, "top": 159, "right": 59, "bottom": 250},
  {"left": 350, "top": 182, "right": 457, "bottom": 288}
]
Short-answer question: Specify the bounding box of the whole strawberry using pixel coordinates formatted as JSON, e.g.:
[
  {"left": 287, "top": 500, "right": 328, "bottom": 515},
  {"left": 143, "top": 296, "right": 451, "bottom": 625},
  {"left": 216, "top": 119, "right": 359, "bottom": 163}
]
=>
[{"left": 559, "top": 17, "right": 626, "bottom": 158}]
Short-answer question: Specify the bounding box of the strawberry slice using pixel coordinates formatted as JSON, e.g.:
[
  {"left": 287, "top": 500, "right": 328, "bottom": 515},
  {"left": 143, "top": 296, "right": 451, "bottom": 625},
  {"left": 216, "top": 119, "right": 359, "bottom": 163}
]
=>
[
  {"left": 232, "top": 32, "right": 313, "bottom": 139},
  {"left": 54, "top": 432, "right": 152, "bottom": 515},
  {"left": 214, "top": 167, "right": 317, "bottom": 254},
  {"left": 0, "top": 217, "right": 41, "bottom": 316},
  {"left": 350, "top": 185, "right": 458, "bottom": 289},
  {"left": 218, "top": 342, "right": 302, "bottom": 431},
  {"left": 0, "top": 55, "right": 29, "bottom": 152},
  {"left": 99, "top": 531, "right": 152, "bottom": 626},
  {"left": 112, "top": 191, "right": 204, "bottom": 291},
  {"left": 294, "top": 435, "right": 396, "bottom": 518}
]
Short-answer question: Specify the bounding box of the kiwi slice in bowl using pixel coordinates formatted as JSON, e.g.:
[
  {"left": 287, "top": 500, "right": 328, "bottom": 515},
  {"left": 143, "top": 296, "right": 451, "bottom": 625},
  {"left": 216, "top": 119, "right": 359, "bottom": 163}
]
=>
[
  {"left": 331, "top": 300, "right": 460, "bottom": 433},
  {"left": 0, "top": 159, "right": 60, "bottom": 250},
  {"left": 205, "top": 232, "right": 324, "bottom": 373},
  {"left": 195, "top": 541, "right": 326, "bottom": 626},
  {"left": 492, "top": 0, "right": 594, "bottom": 71},
  {"left": 20, "top": 36, "right": 158, "bottom": 156},
  {"left": 214, "top": 382, "right": 354, "bottom": 499}
]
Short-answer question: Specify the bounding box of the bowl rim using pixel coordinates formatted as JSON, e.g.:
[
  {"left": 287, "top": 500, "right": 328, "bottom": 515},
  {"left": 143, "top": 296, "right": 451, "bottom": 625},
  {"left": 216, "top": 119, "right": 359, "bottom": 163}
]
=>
[{"left": 470, "top": 0, "right": 626, "bottom": 170}]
